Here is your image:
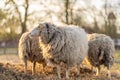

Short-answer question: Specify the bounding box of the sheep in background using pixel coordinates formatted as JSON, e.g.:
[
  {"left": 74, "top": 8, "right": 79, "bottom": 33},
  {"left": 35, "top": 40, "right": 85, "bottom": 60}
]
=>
[
  {"left": 18, "top": 32, "right": 46, "bottom": 74},
  {"left": 87, "top": 33, "right": 115, "bottom": 79},
  {"left": 29, "top": 23, "right": 88, "bottom": 79}
]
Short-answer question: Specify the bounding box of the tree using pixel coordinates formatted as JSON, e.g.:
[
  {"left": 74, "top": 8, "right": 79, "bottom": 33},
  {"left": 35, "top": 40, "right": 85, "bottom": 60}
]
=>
[
  {"left": 0, "top": 9, "right": 6, "bottom": 20},
  {"left": 64, "top": 0, "right": 77, "bottom": 25},
  {"left": 65, "top": 0, "right": 69, "bottom": 24},
  {"left": 6, "top": 0, "right": 29, "bottom": 34},
  {"left": 101, "top": 0, "right": 117, "bottom": 38}
]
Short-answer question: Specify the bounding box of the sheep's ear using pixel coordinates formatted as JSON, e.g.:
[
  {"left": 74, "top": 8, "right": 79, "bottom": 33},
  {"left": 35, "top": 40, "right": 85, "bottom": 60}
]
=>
[{"left": 39, "top": 25, "right": 44, "bottom": 29}]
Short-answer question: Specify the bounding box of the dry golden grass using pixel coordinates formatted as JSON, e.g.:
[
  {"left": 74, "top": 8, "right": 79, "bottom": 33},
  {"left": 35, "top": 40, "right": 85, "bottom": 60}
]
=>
[{"left": 0, "top": 49, "right": 120, "bottom": 80}]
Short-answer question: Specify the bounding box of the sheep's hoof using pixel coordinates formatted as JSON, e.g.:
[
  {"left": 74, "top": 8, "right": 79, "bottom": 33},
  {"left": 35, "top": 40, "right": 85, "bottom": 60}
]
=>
[
  {"left": 58, "top": 77, "right": 61, "bottom": 80},
  {"left": 76, "top": 75, "right": 79, "bottom": 78},
  {"left": 57, "top": 76, "right": 61, "bottom": 80},
  {"left": 91, "top": 70, "right": 96, "bottom": 74},
  {"left": 65, "top": 78, "right": 69, "bottom": 80},
  {"left": 95, "top": 74, "right": 99, "bottom": 76},
  {"left": 75, "top": 71, "right": 80, "bottom": 77},
  {"left": 57, "top": 73, "right": 61, "bottom": 79},
  {"left": 66, "top": 76, "right": 69, "bottom": 80},
  {"left": 74, "top": 77, "right": 79, "bottom": 80},
  {"left": 24, "top": 70, "right": 27, "bottom": 74},
  {"left": 107, "top": 73, "right": 111, "bottom": 80},
  {"left": 75, "top": 74, "right": 79, "bottom": 80},
  {"left": 95, "top": 71, "right": 99, "bottom": 76},
  {"left": 107, "top": 77, "right": 111, "bottom": 80},
  {"left": 95, "top": 72, "right": 99, "bottom": 77},
  {"left": 58, "top": 75, "right": 61, "bottom": 79},
  {"left": 32, "top": 72, "right": 35, "bottom": 76},
  {"left": 108, "top": 77, "right": 111, "bottom": 80},
  {"left": 75, "top": 73, "right": 79, "bottom": 78}
]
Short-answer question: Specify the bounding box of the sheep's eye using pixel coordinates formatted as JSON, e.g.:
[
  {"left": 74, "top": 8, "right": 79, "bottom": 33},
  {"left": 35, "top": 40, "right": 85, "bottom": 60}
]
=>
[{"left": 39, "top": 25, "right": 44, "bottom": 29}]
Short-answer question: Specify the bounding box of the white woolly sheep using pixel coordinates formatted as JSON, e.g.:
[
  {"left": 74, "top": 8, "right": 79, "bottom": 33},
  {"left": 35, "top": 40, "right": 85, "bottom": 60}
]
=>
[
  {"left": 87, "top": 33, "right": 115, "bottom": 79},
  {"left": 18, "top": 32, "right": 46, "bottom": 74},
  {"left": 29, "top": 23, "right": 88, "bottom": 79}
]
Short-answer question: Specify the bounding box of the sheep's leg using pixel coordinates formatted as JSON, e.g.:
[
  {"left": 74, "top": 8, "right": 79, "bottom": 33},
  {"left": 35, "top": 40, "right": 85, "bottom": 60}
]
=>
[
  {"left": 107, "top": 63, "right": 111, "bottom": 80},
  {"left": 91, "top": 66, "right": 94, "bottom": 73},
  {"left": 66, "top": 66, "right": 70, "bottom": 79},
  {"left": 57, "top": 65, "right": 61, "bottom": 79},
  {"left": 95, "top": 67, "right": 98, "bottom": 76},
  {"left": 74, "top": 65, "right": 80, "bottom": 80},
  {"left": 76, "top": 65, "right": 80, "bottom": 77},
  {"left": 32, "top": 61, "right": 36, "bottom": 75},
  {"left": 95, "top": 65, "right": 100, "bottom": 76},
  {"left": 23, "top": 57, "right": 27, "bottom": 73},
  {"left": 91, "top": 66, "right": 96, "bottom": 74},
  {"left": 46, "top": 59, "right": 54, "bottom": 67},
  {"left": 98, "top": 66, "right": 101, "bottom": 74},
  {"left": 42, "top": 62, "right": 46, "bottom": 69}
]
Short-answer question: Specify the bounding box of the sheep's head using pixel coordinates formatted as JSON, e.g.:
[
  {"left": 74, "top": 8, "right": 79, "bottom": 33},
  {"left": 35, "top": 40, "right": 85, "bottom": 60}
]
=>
[
  {"left": 29, "top": 23, "right": 45, "bottom": 37},
  {"left": 30, "top": 22, "right": 57, "bottom": 44}
]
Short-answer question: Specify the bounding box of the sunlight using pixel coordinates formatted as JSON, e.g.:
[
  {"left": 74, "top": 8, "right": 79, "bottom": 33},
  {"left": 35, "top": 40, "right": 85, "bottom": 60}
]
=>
[
  {"left": 0, "top": 0, "right": 5, "bottom": 9},
  {"left": 91, "top": 0, "right": 104, "bottom": 9}
]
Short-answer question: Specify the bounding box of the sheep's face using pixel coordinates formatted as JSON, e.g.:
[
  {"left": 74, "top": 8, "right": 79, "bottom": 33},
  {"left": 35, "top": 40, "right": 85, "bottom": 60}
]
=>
[
  {"left": 30, "top": 24, "right": 45, "bottom": 37},
  {"left": 30, "top": 23, "right": 56, "bottom": 43}
]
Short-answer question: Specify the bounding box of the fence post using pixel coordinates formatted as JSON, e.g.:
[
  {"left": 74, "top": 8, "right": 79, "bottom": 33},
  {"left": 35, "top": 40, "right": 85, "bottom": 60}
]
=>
[{"left": 2, "top": 41, "right": 6, "bottom": 54}]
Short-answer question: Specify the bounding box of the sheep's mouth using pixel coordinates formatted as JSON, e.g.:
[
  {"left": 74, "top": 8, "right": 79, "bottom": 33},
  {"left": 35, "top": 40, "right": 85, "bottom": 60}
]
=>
[{"left": 29, "top": 33, "right": 39, "bottom": 38}]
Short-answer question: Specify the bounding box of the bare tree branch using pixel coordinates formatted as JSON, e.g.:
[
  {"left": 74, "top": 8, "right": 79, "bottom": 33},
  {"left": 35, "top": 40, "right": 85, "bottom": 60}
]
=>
[
  {"left": 10, "top": 0, "right": 22, "bottom": 24},
  {"left": 6, "top": 0, "right": 29, "bottom": 34}
]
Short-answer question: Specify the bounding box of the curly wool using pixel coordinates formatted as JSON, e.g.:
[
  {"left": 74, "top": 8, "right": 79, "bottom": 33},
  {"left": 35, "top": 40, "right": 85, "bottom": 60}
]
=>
[
  {"left": 30, "top": 23, "right": 88, "bottom": 67},
  {"left": 18, "top": 32, "right": 45, "bottom": 64},
  {"left": 87, "top": 33, "right": 115, "bottom": 68}
]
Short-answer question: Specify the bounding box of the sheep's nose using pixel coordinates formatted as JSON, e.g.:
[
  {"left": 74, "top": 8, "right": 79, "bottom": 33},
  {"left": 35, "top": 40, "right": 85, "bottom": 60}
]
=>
[
  {"left": 28, "top": 33, "right": 32, "bottom": 37},
  {"left": 29, "top": 32, "right": 32, "bottom": 36},
  {"left": 29, "top": 32, "right": 35, "bottom": 37},
  {"left": 29, "top": 32, "right": 34, "bottom": 36}
]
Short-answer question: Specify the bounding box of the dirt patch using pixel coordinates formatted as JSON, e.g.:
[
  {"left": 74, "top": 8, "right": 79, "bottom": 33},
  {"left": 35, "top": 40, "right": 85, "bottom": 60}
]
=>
[
  {"left": 0, "top": 54, "right": 120, "bottom": 80},
  {"left": 0, "top": 62, "right": 120, "bottom": 80}
]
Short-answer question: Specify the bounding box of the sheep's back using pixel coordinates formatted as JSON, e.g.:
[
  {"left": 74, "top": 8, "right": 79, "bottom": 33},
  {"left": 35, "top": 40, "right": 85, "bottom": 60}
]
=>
[
  {"left": 63, "top": 26, "right": 88, "bottom": 66},
  {"left": 88, "top": 34, "right": 115, "bottom": 67},
  {"left": 19, "top": 32, "right": 45, "bottom": 63},
  {"left": 18, "top": 32, "right": 30, "bottom": 60},
  {"left": 41, "top": 26, "right": 88, "bottom": 66}
]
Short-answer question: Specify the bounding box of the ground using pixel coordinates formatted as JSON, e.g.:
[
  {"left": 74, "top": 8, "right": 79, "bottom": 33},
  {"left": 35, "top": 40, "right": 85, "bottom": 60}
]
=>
[{"left": 0, "top": 49, "right": 120, "bottom": 80}]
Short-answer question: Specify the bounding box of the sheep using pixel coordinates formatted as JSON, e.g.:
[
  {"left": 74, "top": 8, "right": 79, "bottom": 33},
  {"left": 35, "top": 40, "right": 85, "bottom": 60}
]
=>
[
  {"left": 29, "top": 23, "right": 88, "bottom": 79},
  {"left": 18, "top": 32, "right": 46, "bottom": 75},
  {"left": 87, "top": 33, "right": 115, "bottom": 79}
]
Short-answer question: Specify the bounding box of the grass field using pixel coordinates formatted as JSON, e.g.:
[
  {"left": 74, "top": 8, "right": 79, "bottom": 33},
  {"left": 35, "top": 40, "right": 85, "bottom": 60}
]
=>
[
  {"left": 0, "top": 48, "right": 18, "bottom": 54},
  {"left": 114, "top": 49, "right": 120, "bottom": 60},
  {"left": 0, "top": 48, "right": 120, "bottom": 80}
]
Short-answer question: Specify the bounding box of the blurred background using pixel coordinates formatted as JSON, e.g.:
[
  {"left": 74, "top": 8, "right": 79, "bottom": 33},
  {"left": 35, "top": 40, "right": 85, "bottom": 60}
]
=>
[{"left": 0, "top": 0, "right": 120, "bottom": 54}]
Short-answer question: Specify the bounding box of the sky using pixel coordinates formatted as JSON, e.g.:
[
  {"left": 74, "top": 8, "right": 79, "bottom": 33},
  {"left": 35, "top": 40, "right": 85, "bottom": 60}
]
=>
[
  {"left": 0, "top": 0, "right": 120, "bottom": 30},
  {"left": 0, "top": 0, "right": 119, "bottom": 16},
  {"left": 0, "top": 0, "right": 6, "bottom": 8},
  {"left": 0, "top": 0, "right": 104, "bottom": 12},
  {"left": 0, "top": 0, "right": 119, "bottom": 12}
]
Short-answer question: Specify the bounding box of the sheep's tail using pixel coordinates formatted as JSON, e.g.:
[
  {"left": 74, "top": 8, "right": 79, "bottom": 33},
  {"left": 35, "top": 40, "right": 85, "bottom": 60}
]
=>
[{"left": 98, "top": 48, "right": 104, "bottom": 61}]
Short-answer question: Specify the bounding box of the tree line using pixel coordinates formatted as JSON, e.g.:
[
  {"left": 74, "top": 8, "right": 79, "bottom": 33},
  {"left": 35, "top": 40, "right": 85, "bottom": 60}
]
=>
[{"left": 0, "top": 0, "right": 119, "bottom": 40}]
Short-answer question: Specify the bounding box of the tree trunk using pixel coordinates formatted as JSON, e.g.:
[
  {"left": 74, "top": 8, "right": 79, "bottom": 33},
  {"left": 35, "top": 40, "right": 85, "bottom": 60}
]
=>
[
  {"left": 10, "top": 0, "right": 29, "bottom": 34},
  {"left": 93, "top": 17, "right": 99, "bottom": 33},
  {"left": 65, "top": 0, "right": 69, "bottom": 24},
  {"left": 21, "top": 22, "right": 27, "bottom": 34},
  {"left": 21, "top": 0, "right": 29, "bottom": 34},
  {"left": 70, "top": 8, "right": 73, "bottom": 24}
]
